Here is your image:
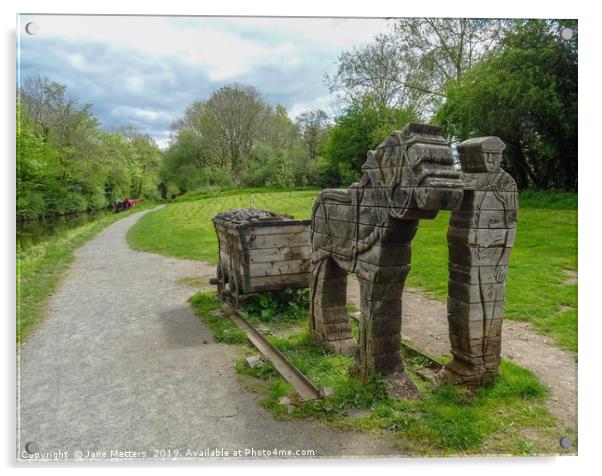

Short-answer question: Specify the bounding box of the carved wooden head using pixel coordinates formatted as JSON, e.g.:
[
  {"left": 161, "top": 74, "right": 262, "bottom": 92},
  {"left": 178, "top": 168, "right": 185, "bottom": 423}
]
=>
[
  {"left": 362, "top": 123, "right": 464, "bottom": 220},
  {"left": 457, "top": 136, "right": 506, "bottom": 173}
]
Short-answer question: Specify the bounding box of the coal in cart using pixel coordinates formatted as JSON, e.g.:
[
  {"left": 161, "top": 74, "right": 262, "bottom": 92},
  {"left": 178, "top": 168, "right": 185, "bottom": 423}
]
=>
[{"left": 210, "top": 208, "right": 312, "bottom": 308}]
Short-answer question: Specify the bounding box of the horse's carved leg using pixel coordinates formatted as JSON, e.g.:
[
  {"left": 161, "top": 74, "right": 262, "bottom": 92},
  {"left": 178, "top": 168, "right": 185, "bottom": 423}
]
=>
[
  {"left": 310, "top": 258, "right": 356, "bottom": 356},
  {"left": 355, "top": 221, "right": 420, "bottom": 397},
  {"left": 357, "top": 272, "right": 404, "bottom": 374}
]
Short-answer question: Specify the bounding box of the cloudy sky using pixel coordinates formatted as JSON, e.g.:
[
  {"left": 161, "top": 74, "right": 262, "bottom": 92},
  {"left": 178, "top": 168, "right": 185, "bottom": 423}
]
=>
[{"left": 17, "top": 14, "right": 390, "bottom": 148}]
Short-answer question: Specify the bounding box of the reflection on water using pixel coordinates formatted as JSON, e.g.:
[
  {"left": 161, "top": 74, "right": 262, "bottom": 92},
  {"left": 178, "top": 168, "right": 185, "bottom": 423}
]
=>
[{"left": 17, "top": 209, "right": 112, "bottom": 250}]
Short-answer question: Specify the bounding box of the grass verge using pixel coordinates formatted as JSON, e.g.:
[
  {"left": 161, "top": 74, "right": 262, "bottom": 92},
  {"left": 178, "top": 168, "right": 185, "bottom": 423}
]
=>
[
  {"left": 190, "top": 291, "right": 574, "bottom": 456},
  {"left": 16, "top": 201, "right": 159, "bottom": 342},
  {"left": 129, "top": 188, "right": 577, "bottom": 352},
  {"left": 127, "top": 189, "right": 318, "bottom": 262}
]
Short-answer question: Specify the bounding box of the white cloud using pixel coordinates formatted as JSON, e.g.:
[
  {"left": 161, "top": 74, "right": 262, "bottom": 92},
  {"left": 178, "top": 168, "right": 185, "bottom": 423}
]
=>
[
  {"left": 22, "top": 15, "right": 301, "bottom": 81},
  {"left": 216, "top": 17, "right": 390, "bottom": 48},
  {"left": 21, "top": 15, "right": 389, "bottom": 81},
  {"left": 125, "top": 76, "right": 145, "bottom": 94},
  {"left": 66, "top": 52, "right": 86, "bottom": 69},
  {"left": 288, "top": 94, "right": 336, "bottom": 120},
  {"left": 153, "top": 132, "right": 171, "bottom": 151},
  {"left": 111, "top": 105, "right": 174, "bottom": 123}
]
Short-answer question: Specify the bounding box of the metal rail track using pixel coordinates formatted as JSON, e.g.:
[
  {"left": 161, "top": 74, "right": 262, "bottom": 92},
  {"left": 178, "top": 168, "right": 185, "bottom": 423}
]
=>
[
  {"left": 225, "top": 309, "right": 442, "bottom": 402},
  {"left": 348, "top": 312, "right": 444, "bottom": 370},
  {"left": 227, "top": 311, "right": 321, "bottom": 402}
]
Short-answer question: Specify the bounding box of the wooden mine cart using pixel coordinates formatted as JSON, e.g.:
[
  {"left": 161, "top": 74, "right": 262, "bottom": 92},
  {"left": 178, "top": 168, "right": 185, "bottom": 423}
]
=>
[{"left": 210, "top": 208, "right": 312, "bottom": 308}]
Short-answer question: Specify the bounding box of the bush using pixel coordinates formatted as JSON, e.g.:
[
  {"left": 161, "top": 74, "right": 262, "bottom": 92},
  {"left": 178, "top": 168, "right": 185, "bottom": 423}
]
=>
[
  {"left": 320, "top": 96, "right": 418, "bottom": 187},
  {"left": 88, "top": 191, "right": 108, "bottom": 210},
  {"left": 240, "top": 289, "right": 309, "bottom": 324},
  {"left": 518, "top": 189, "right": 577, "bottom": 209},
  {"left": 57, "top": 192, "right": 88, "bottom": 215},
  {"left": 242, "top": 144, "right": 316, "bottom": 189},
  {"left": 16, "top": 190, "right": 46, "bottom": 220}
]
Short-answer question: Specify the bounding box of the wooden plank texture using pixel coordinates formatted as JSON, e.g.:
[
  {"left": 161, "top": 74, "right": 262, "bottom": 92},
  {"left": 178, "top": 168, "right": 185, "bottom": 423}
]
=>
[
  {"left": 249, "top": 259, "right": 311, "bottom": 277},
  {"left": 248, "top": 245, "right": 311, "bottom": 263},
  {"left": 244, "top": 224, "right": 310, "bottom": 236},
  {"left": 245, "top": 233, "right": 310, "bottom": 249}
]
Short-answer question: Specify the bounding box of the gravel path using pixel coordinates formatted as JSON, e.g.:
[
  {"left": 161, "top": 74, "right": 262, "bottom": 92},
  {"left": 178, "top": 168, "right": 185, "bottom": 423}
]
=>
[{"left": 17, "top": 207, "right": 397, "bottom": 461}]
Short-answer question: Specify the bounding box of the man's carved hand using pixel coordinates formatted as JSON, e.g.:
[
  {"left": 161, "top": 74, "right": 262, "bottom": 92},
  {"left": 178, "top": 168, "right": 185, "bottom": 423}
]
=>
[{"left": 494, "top": 266, "right": 507, "bottom": 282}]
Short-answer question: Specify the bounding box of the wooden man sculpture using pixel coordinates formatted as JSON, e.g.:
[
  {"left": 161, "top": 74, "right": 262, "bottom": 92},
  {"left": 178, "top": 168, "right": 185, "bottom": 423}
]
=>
[
  {"left": 309, "top": 123, "right": 464, "bottom": 395},
  {"left": 443, "top": 136, "right": 518, "bottom": 386}
]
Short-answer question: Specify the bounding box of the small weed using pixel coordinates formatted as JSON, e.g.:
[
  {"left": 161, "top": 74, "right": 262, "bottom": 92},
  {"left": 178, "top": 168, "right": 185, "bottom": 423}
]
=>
[
  {"left": 236, "top": 357, "right": 279, "bottom": 380},
  {"left": 400, "top": 346, "right": 435, "bottom": 369},
  {"left": 515, "top": 438, "right": 537, "bottom": 455},
  {"left": 240, "top": 289, "right": 309, "bottom": 325}
]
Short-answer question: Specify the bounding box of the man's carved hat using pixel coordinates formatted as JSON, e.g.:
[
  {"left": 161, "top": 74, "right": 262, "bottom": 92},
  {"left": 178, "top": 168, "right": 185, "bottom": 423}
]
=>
[
  {"left": 458, "top": 136, "right": 506, "bottom": 172},
  {"left": 458, "top": 136, "right": 506, "bottom": 154}
]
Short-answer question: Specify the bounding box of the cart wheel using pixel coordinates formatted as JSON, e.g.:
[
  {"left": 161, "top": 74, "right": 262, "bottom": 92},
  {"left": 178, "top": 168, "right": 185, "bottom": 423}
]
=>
[
  {"left": 215, "top": 264, "right": 225, "bottom": 297},
  {"left": 229, "top": 276, "right": 240, "bottom": 310}
]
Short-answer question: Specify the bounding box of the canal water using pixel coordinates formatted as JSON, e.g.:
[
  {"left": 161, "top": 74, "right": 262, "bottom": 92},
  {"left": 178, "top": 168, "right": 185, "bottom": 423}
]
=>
[{"left": 17, "top": 209, "right": 112, "bottom": 250}]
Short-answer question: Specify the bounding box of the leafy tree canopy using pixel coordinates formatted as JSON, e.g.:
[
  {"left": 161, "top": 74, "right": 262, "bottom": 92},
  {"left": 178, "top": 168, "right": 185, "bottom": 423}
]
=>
[
  {"left": 436, "top": 20, "right": 577, "bottom": 190},
  {"left": 17, "top": 75, "right": 163, "bottom": 219},
  {"left": 321, "top": 96, "right": 418, "bottom": 185}
]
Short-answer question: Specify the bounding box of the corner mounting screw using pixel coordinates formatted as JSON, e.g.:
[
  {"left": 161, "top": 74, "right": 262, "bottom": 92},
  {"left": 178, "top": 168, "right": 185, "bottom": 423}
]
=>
[
  {"left": 25, "top": 441, "right": 39, "bottom": 454},
  {"left": 25, "top": 22, "right": 39, "bottom": 36},
  {"left": 560, "top": 27, "right": 574, "bottom": 41},
  {"left": 559, "top": 436, "right": 572, "bottom": 449}
]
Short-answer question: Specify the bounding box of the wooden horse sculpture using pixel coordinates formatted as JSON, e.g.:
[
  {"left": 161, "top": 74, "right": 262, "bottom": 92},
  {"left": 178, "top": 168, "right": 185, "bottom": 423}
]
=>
[{"left": 309, "top": 123, "right": 464, "bottom": 395}]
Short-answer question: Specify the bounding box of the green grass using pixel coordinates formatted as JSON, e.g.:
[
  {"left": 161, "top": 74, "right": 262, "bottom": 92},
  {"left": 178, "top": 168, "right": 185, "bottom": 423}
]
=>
[
  {"left": 409, "top": 197, "right": 577, "bottom": 352},
  {"left": 172, "top": 186, "right": 320, "bottom": 203},
  {"left": 129, "top": 188, "right": 577, "bottom": 353},
  {"left": 16, "top": 201, "right": 159, "bottom": 342},
  {"left": 188, "top": 293, "right": 247, "bottom": 344},
  {"left": 128, "top": 189, "right": 318, "bottom": 263},
  {"left": 190, "top": 291, "right": 572, "bottom": 456}
]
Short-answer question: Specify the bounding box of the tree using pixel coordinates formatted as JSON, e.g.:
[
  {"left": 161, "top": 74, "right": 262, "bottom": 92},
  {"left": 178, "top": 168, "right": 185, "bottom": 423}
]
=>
[
  {"left": 99, "top": 132, "right": 133, "bottom": 202},
  {"left": 321, "top": 96, "right": 418, "bottom": 185},
  {"left": 263, "top": 104, "right": 298, "bottom": 150},
  {"left": 436, "top": 20, "right": 577, "bottom": 190},
  {"left": 170, "top": 101, "right": 205, "bottom": 139},
  {"left": 201, "top": 84, "right": 270, "bottom": 185},
  {"left": 160, "top": 129, "right": 223, "bottom": 193},
  {"left": 167, "top": 84, "right": 305, "bottom": 190},
  {"left": 17, "top": 75, "right": 162, "bottom": 218},
  {"left": 295, "top": 109, "right": 330, "bottom": 162},
  {"left": 326, "top": 19, "right": 510, "bottom": 116},
  {"left": 129, "top": 134, "right": 162, "bottom": 197},
  {"left": 393, "top": 18, "right": 509, "bottom": 102},
  {"left": 16, "top": 102, "right": 61, "bottom": 219},
  {"left": 325, "top": 34, "right": 413, "bottom": 109}
]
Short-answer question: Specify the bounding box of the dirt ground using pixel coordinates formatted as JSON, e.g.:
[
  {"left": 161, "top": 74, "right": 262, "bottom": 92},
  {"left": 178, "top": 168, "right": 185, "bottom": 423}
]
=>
[{"left": 346, "top": 278, "right": 577, "bottom": 431}]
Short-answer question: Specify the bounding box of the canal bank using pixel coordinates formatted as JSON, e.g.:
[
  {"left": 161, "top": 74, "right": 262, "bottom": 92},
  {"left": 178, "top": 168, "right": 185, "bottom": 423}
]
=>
[{"left": 17, "top": 208, "right": 113, "bottom": 250}]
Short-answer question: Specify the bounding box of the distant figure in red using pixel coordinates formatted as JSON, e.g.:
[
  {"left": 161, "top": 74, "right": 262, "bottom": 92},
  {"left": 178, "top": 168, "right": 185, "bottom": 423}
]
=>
[{"left": 115, "top": 196, "right": 137, "bottom": 213}]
